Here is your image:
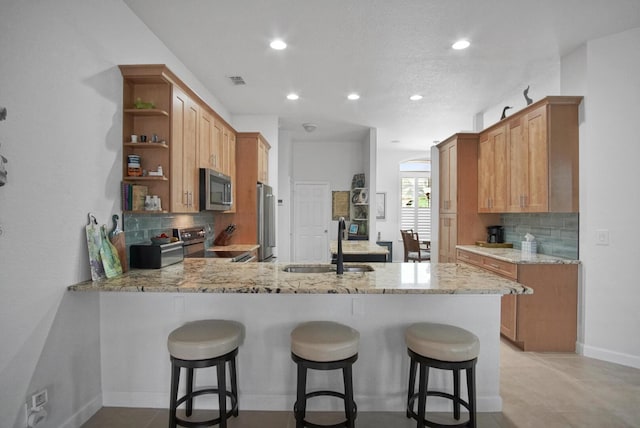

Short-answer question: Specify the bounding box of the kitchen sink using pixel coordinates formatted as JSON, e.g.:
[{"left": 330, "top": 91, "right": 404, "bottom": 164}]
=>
[{"left": 282, "top": 264, "right": 374, "bottom": 273}]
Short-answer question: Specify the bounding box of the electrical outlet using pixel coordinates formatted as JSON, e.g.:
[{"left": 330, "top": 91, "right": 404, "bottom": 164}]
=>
[{"left": 30, "top": 389, "right": 48, "bottom": 410}]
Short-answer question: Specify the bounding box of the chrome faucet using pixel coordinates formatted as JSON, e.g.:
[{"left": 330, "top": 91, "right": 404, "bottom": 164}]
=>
[{"left": 337, "top": 217, "right": 345, "bottom": 275}]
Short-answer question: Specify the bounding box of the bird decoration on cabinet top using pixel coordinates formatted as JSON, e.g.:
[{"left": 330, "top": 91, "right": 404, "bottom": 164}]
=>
[
  {"left": 501, "top": 106, "right": 513, "bottom": 120},
  {"left": 523, "top": 85, "right": 533, "bottom": 105},
  {"left": 0, "top": 106, "right": 8, "bottom": 187}
]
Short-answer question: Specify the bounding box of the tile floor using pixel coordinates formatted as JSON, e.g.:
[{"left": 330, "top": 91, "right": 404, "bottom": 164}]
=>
[{"left": 82, "top": 339, "right": 640, "bottom": 427}]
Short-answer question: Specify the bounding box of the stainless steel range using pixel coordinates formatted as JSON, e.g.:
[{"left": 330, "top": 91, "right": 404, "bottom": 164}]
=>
[{"left": 173, "top": 226, "right": 254, "bottom": 262}]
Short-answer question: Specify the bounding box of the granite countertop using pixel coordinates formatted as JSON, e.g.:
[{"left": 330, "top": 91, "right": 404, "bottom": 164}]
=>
[
  {"left": 210, "top": 244, "right": 260, "bottom": 252},
  {"left": 329, "top": 240, "right": 389, "bottom": 255},
  {"left": 68, "top": 260, "right": 531, "bottom": 295},
  {"left": 456, "top": 245, "right": 580, "bottom": 264}
]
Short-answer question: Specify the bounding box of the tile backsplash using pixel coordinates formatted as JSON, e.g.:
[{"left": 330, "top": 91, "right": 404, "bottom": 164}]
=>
[
  {"left": 501, "top": 213, "right": 579, "bottom": 259},
  {"left": 122, "top": 212, "right": 215, "bottom": 256}
]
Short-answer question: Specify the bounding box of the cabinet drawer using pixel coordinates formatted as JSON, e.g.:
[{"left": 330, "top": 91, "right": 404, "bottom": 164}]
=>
[
  {"left": 480, "top": 257, "right": 517, "bottom": 280},
  {"left": 456, "top": 249, "right": 482, "bottom": 266},
  {"left": 457, "top": 249, "right": 518, "bottom": 280}
]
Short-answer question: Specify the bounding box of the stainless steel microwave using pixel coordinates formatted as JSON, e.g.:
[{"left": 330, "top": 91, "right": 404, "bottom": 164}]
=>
[{"left": 199, "top": 168, "right": 232, "bottom": 211}]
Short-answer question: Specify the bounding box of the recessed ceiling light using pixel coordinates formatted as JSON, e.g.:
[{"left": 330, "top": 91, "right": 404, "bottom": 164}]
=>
[
  {"left": 409, "top": 94, "right": 423, "bottom": 101},
  {"left": 391, "top": 140, "right": 401, "bottom": 144},
  {"left": 286, "top": 93, "right": 299, "bottom": 100},
  {"left": 452, "top": 39, "right": 470, "bottom": 50},
  {"left": 270, "top": 39, "right": 287, "bottom": 50},
  {"left": 347, "top": 93, "right": 360, "bottom": 100}
]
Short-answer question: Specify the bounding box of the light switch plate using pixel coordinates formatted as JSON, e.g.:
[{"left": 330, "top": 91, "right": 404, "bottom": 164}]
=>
[{"left": 596, "top": 229, "right": 610, "bottom": 246}]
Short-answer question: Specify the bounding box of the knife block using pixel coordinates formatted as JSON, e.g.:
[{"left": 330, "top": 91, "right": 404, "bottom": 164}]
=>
[{"left": 213, "top": 230, "right": 234, "bottom": 246}]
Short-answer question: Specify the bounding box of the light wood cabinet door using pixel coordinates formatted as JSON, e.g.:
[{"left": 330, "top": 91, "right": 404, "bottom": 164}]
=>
[
  {"left": 500, "top": 294, "right": 518, "bottom": 341},
  {"left": 171, "top": 86, "right": 198, "bottom": 212},
  {"left": 439, "top": 140, "right": 457, "bottom": 214},
  {"left": 257, "top": 138, "right": 269, "bottom": 184},
  {"left": 438, "top": 214, "right": 457, "bottom": 262},
  {"left": 198, "top": 108, "right": 215, "bottom": 169},
  {"left": 507, "top": 105, "right": 549, "bottom": 212},
  {"left": 478, "top": 126, "right": 507, "bottom": 212}
]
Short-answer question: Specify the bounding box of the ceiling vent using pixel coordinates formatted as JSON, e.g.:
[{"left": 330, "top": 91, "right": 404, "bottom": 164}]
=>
[{"left": 228, "top": 76, "right": 246, "bottom": 86}]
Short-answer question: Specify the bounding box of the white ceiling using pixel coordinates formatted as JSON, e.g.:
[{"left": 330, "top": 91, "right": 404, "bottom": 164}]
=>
[{"left": 124, "top": 0, "right": 640, "bottom": 151}]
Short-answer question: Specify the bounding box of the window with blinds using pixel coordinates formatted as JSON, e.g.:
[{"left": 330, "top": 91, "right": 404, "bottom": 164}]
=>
[{"left": 400, "top": 164, "right": 431, "bottom": 239}]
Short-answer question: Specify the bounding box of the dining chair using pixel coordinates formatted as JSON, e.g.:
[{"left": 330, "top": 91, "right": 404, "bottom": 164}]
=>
[{"left": 401, "top": 230, "right": 431, "bottom": 262}]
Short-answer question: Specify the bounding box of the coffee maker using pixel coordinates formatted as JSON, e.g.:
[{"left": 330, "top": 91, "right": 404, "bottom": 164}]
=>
[{"left": 487, "top": 225, "right": 505, "bottom": 244}]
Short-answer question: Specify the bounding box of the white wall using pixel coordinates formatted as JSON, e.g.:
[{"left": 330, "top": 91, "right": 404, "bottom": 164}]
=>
[
  {"left": 480, "top": 59, "right": 561, "bottom": 129},
  {"left": 0, "top": 1, "right": 228, "bottom": 426},
  {"left": 375, "top": 147, "right": 430, "bottom": 261},
  {"left": 577, "top": 27, "right": 640, "bottom": 368},
  {"left": 292, "top": 139, "right": 368, "bottom": 243}
]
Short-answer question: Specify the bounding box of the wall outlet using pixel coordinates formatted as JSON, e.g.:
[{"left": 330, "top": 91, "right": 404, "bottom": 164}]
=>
[{"left": 30, "top": 389, "right": 48, "bottom": 410}]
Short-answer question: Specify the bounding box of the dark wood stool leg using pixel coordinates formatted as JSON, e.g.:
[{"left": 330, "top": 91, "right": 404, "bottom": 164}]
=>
[
  {"left": 230, "top": 356, "right": 239, "bottom": 417},
  {"left": 453, "top": 368, "right": 460, "bottom": 420},
  {"left": 169, "top": 363, "right": 180, "bottom": 428},
  {"left": 217, "top": 360, "right": 227, "bottom": 428},
  {"left": 467, "top": 365, "right": 477, "bottom": 428},
  {"left": 343, "top": 365, "right": 355, "bottom": 428},
  {"left": 416, "top": 362, "right": 428, "bottom": 428},
  {"left": 186, "top": 367, "right": 194, "bottom": 417},
  {"left": 295, "top": 363, "right": 307, "bottom": 428},
  {"left": 407, "top": 356, "right": 417, "bottom": 418}
]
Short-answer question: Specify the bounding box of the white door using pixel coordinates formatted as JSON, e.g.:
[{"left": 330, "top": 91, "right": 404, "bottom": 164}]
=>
[{"left": 293, "top": 182, "right": 330, "bottom": 263}]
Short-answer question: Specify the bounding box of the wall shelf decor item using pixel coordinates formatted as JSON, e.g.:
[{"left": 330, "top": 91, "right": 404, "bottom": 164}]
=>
[
  {"left": 349, "top": 223, "right": 359, "bottom": 234},
  {"left": 376, "top": 192, "right": 386, "bottom": 220},
  {"left": 332, "top": 191, "right": 350, "bottom": 220},
  {"left": 0, "top": 106, "right": 8, "bottom": 187}
]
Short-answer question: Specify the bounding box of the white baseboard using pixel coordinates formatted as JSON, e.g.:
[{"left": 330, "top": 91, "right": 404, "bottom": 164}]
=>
[
  {"left": 578, "top": 341, "right": 640, "bottom": 369},
  {"left": 59, "top": 394, "right": 102, "bottom": 428},
  {"left": 102, "top": 391, "right": 502, "bottom": 412}
]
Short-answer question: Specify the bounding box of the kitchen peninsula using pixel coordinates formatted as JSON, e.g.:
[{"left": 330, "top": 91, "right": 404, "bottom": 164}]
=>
[{"left": 69, "top": 261, "right": 529, "bottom": 413}]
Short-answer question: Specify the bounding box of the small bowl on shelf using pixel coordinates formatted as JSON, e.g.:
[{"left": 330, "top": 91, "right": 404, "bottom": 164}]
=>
[{"left": 150, "top": 237, "right": 171, "bottom": 245}]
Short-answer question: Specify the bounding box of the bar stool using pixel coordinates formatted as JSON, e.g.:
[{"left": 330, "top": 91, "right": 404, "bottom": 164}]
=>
[
  {"left": 291, "top": 321, "right": 360, "bottom": 428},
  {"left": 167, "top": 319, "right": 243, "bottom": 428},
  {"left": 405, "top": 323, "right": 479, "bottom": 428}
]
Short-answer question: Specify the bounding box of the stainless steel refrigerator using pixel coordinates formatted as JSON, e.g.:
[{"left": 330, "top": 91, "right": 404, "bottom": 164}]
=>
[{"left": 257, "top": 183, "right": 275, "bottom": 261}]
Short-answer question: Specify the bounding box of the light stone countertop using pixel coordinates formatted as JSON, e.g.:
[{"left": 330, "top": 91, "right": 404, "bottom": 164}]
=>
[
  {"left": 210, "top": 244, "right": 260, "bottom": 252},
  {"left": 456, "top": 245, "right": 580, "bottom": 264},
  {"left": 68, "top": 260, "right": 531, "bottom": 295},
  {"left": 329, "top": 240, "right": 389, "bottom": 254}
]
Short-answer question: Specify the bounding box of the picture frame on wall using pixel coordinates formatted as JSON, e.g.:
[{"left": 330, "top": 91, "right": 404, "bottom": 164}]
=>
[
  {"left": 349, "top": 223, "right": 359, "bottom": 234},
  {"left": 376, "top": 192, "right": 386, "bottom": 220}
]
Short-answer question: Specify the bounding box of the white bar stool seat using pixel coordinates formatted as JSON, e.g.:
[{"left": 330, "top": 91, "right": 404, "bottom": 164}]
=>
[
  {"left": 291, "top": 321, "right": 359, "bottom": 428},
  {"left": 405, "top": 322, "right": 479, "bottom": 428},
  {"left": 167, "top": 319, "right": 243, "bottom": 428}
]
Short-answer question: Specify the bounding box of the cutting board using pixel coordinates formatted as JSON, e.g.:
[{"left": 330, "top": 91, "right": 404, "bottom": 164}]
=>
[
  {"left": 109, "top": 214, "right": 128, "bottom": 272},
  {"left": 100, "top": 224, "right": 122, "bottom": 278},
  {"left": 85, "top": 213, "right": 106, "bottom": 280}
]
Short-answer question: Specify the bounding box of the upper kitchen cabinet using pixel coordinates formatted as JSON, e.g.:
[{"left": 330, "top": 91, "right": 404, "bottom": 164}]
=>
[
  {"left": 120, "top": 64, "right": 238, "bottom": 214},
  {"left": 231, "top": 132, "right": 271, "bottom": 243},
  {"left": 198, "top": 107, "right": 219, "bottom": 171},
  {"left": 478, "top": 125, "right": 508, "bottom": 213},
  {"left": 120, "top": 65, "right": 172, "bottom": 211},
  {"left": 171, "top": 85, "right": 199, "bottom": 212},
  {"left": 478, "top": 96, "right": 582, "bottom": 213},
  {"left": 257, "top": 136, "right": 269, "bottom": 184},
  {"left": 437, "top": 133, "right": 499, "bottom": 262}
]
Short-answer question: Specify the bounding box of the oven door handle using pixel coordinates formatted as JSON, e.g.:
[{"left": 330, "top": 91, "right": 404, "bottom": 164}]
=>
[{"left": 233, "top": 252, "right": 256, "bottom": 263}]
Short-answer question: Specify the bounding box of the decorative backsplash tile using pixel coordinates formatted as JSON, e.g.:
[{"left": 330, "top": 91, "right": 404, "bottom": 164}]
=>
[
  {"left": 123, "top": 212, "right": 215, "bottom": 251},
  {"left": 501, "top": 213, "right": 579, "bottom": 259}
]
